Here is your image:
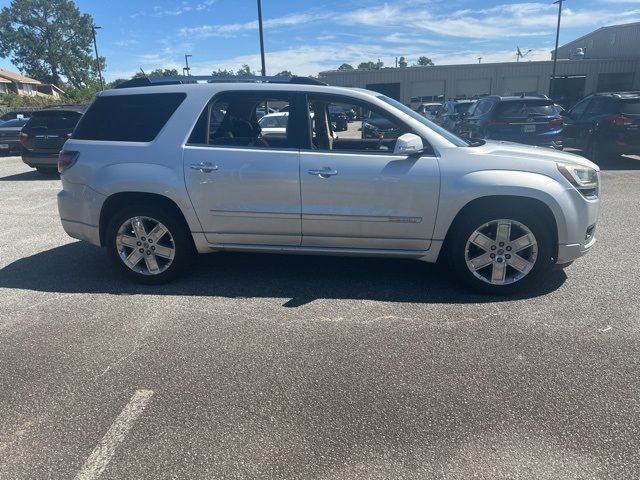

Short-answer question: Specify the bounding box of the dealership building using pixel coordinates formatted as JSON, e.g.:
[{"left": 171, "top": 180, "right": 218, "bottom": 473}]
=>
[{"left": 318, "top": 22, "right": 640, "bottom": 107}]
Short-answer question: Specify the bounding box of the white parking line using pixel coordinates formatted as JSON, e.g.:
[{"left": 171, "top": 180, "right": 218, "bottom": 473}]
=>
[{"left": 73, "top": 389, "right": 154, "bottom": 480}]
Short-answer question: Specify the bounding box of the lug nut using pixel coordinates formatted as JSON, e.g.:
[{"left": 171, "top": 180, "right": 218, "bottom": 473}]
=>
[
  {"left": 497, "top": 257, "right": 504, "bottom": 263},
  {"left": 146, "top": 250, "right": 151, "bottom": 255},
  {"left": 151, "top": 246, "right": 155, "bottom": 251},
  {"left": 490, "top": 253, "right": 496, "bottom": 259},
  {"left": 139, "top": 248, "right": 144, "bottom": 253},
  {"left": 141, "top": 237, "right": 146, "bottom": 241},
  {"left": 148, "top": 239, "right": 153, "bottom": 243},
  {"left": 491, "top": 245, "right": 497, "bottom": 251},
  {"left": 499, "top": 242, "right": 505, "bottom": 247},
  {"left": 506, "top": 254, "right": 511, "bottom": 259},
  {"left": 506, "top": 246, "right": 512, "bottom": 251},
  {"left": 136, "top": 241, "right": 141, "bottom": 246}
]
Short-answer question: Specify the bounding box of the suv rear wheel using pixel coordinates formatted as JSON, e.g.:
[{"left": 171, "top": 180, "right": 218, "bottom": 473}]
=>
[
  {"left": 106, "top": 205, "right": 194, "bottom": 284},
  {"left": 448, "top": 207, "right": 553, "bottom": 294}
]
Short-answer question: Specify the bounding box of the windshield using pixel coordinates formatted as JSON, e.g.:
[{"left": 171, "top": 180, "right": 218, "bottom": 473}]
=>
[
  {"left": 377, "top": 95, "right": 469, "bottom": 147},
  {"left": 455, "top": 103, "right": 473, "bottom": 114},
  {"left": 495, "top": 101, "right": 555, "bottom": 117}
]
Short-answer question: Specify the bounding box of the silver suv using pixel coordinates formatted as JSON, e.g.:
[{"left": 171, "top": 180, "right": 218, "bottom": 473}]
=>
[{"left": 57, "top": 76, "right": 600, "bottom": 294}]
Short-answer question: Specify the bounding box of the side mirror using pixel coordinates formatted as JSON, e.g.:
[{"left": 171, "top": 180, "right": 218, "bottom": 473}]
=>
[{"left": 394, "top": 133, "right": 424, "bottom": 156}]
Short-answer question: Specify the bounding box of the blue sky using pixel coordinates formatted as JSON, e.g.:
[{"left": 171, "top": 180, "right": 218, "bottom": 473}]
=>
[{"left": 1, "top": 0, "right": 640, "bottom": 81}]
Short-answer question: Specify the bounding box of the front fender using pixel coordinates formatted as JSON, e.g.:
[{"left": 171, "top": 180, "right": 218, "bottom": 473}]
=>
[{"left": 434, "top": 170, "right": 575, "bottom": 245}]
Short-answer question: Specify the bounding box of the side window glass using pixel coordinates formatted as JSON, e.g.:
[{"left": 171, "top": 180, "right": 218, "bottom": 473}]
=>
[
  {"left": 189, "top": 94, "right": 294, "bottom": 148},
  {"left": 308, "top": 97, "right": 413, "bottom": 154},
  {"left": 584, "top": 98, "right": 609, "bottom": 116}
]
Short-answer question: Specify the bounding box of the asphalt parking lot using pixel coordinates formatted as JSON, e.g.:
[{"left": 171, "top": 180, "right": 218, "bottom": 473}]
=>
[{"left": 1, "top": 153, "right": 640, "bottom": 479}]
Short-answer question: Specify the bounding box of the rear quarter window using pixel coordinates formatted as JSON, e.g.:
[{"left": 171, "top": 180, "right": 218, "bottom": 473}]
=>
[{"left": 73, "top": 93, "right": 186, "bottom": 142}]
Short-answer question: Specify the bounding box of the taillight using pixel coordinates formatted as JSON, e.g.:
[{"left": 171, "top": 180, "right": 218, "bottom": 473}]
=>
[
  {"left": 19, "top": 132, "right": 29, "bottom": 142},
  {"left": 58, "top": 150, "right": 79, "bottom": 173},
  {"left": 607, "top": 115, "right": 632, "bottom": 127},
  {"left": 549, "top": 117, "right": 563, "bottom": 126}
]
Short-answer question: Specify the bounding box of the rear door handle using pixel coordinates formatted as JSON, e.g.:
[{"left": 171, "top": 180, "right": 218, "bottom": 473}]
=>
[
  {"left": 308, "top": 167, "right": 338, "bottom": 178},
  {"left": 190, "top": 161, "right": 218, "bottom": 173}
]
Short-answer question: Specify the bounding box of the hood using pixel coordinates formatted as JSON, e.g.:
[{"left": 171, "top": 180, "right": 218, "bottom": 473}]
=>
[{"left": 479, "top": 140, "right": 599, "bottom": 171}]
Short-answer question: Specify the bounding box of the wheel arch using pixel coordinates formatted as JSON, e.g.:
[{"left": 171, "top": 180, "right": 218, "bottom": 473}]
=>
[
  {"left": 99, "top": 192, "right": 193, "bottom": 247},
  {"left": 439, "top": 195, "right": 560, "bottom": 262}
]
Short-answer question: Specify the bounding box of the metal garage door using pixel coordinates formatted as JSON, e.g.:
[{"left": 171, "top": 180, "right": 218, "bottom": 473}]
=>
[
  {"left": 502, "top": 76, "right": 539, "bottom": 95},
  {"left": 455, "top": 78, "right": 491, "bottom": 98},
  {"left": 409, "top": 80, "right": 445, "bottom": 103}
]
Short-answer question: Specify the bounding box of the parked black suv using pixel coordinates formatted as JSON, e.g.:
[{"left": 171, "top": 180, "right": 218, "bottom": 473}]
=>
[
  {"left": 20, "top": 105, "right": 85, "bottom": 173},
  {"left": 562, "top": 92, "right": 640, "bottom": 163}
]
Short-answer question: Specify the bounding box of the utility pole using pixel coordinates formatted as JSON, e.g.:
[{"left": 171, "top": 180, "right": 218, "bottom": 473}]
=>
[
  {"left": 257, "top": 0, "right": 266, "bottom": 76},
  {"left": 478, "top": 57, "right": 482, "bottom": 64},
  {"left": 550, "top": 0, "right": 566, "bottom": 99},
  {"left": 91, "top": 26, "right": 105, "bottom": 90},
  {"left": 184, "top": 54, "right": 192, "bottom": 76}
]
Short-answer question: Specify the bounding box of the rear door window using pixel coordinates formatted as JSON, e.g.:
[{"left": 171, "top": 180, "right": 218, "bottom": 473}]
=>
[{"left": 73, "top": 93, "right": 186, "bottom": 142}]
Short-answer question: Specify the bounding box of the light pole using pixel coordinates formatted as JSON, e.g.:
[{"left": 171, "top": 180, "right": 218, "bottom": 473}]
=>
[
  {"left": 91, "top": 25, "right": 104, "bottom": 90},
  {"left": 257, "top": 0, "right": 266, "bottom": 76},
  {"left": 550, "top": 0, "right": 566, "bottom": 99},
  {"left": 184, "top": 54, "right": 192, "bottom": 76}
]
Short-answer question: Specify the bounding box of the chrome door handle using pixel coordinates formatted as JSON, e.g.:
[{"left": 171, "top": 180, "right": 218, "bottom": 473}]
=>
[
  {"left": 308, "top": 167, "right": 338, "bottom": 178},
  {"left": 190, "top": 162, "right": 218, "bottom": 173}
]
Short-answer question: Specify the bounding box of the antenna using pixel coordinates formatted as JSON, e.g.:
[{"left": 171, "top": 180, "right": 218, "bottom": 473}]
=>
[{"left": 139, "top": 68, "right": 147, "bottom": 78}]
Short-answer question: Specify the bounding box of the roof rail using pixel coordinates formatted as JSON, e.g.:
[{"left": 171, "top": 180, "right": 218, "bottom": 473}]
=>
[{"left": 115, "top": 75, "right": 327, "bottom": 89}]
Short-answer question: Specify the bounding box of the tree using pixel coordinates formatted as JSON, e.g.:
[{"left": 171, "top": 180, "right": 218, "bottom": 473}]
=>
[
  {"left": 0, "top": 0, "right": 103, "bottom": 88},
  {"left": 357, "top": 61, "right": 382, "bottom": 70},
  {"left": 338, "top": 63, "right": 354, "bottom": 70},
  {"left": 133, "top": 68, "right": 178, "bottom": 79},
  {"left": 275, "top": 70, "right": 293, "bottom": 77},
  {"left": 236, "top": 64, "right": 255, "bottom": 76},
  {"left": 415, "top": 56, "right": 434, "bottom": 66},
  {"left": 211, "top": 68, "right": 235, "bottom": 77}
]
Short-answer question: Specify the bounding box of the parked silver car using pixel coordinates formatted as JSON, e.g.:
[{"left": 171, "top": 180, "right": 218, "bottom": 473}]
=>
[{"left": 57, "top": 76, "right": 600, "bottom": 294}]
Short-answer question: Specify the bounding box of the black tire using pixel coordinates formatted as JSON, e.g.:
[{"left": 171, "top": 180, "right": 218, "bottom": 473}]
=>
[
  {"left": 106, "top": 204, "right": 195, "bottom": 284},
  {"left": 586, "top": 139, "right": 605, "bottom": 164},
  {"left": 36, "top": 166, "right": 58, "bottom": 175},
  {"left": 447, "top": 206, "right": 554, "bottom": 295}
]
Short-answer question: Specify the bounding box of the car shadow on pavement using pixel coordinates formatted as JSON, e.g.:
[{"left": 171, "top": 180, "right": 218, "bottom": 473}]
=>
[
  {"left": 597, "top": 155, "right": 640, "bottom": 171},
  {"left": 0, "top": 241, "right": 567, "bottom": 306},
  {"left": 0, "top": 170, "right": 60, "bottom": 181}
]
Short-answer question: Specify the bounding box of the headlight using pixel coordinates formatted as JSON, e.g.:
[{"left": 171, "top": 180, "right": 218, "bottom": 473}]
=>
[{"left": 557, "top": 162, "right": 599, "bottom": 198}]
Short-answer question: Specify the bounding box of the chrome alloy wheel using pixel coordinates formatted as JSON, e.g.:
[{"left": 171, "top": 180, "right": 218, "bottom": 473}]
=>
[
  {"left": 115, "top": 216, "right": 176, "bottom": 275},
  {"left": 464, "top": 219, "right": 538, "bottom": 286}
]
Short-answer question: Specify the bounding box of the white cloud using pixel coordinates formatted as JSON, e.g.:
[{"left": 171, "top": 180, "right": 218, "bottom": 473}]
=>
[{"left": 180, "top": 13, "right": 328, "bottom": 38}]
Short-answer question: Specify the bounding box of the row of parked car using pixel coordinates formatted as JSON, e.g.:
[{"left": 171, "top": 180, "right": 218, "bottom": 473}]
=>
[
  {"left": 416, "top": 91, "right": 640, "bottom": 162},
  {"left": 0, "top": 105, "right": 86, "bottom": 172}
]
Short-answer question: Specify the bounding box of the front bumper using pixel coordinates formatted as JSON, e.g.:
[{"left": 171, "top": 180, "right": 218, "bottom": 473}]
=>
[
  {"left": 57, "top": 180, "right": 106, "bottom": 247},
  {"left": 555, "top": 187, "right": 600, "bottom": 264}
]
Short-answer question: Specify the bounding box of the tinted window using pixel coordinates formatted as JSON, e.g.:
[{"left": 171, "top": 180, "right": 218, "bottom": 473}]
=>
[
  {"left": 570, "top": 98, "right": 590, "bottom": 117},
  {"left": 495, "top": 101, "right": 555, "bottom": 117},
  {"left": 455, "top": 103, "right": 473, "bottom": 114},
  {"left": 472, "top": 100, "right": 493, "bottom": 116},
  {"left": 584, "top": 97, "right": 613, "bottom": 115},
  {"left": 621, "top": 100, "right": 640, "bottom": 115},
  {"left": 73, "top": 93, "right": 186, "bottom": 142},
  {"left": 27, "top": 111, "right": 82, "bottom": 130}
]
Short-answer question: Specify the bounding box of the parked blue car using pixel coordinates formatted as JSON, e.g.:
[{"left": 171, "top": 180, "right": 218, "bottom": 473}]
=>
[{"left": 459, "top": 96, "right": 563, "bottom": 149}]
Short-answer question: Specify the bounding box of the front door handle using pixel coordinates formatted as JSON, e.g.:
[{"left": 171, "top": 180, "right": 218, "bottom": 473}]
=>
[
  {"left": 190, "top": 162, "right": 218, "bottom": 173},
  {"left": 308, "top": 167, "right": 338, "bottom": 178}
]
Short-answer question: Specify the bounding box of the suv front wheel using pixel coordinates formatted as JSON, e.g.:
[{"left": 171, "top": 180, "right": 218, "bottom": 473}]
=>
[
  {"left": 448, "top": 208, "right": 553, "bottom": 295},
  {"left": 106, "top": 205, "right": 194, "bottom": 284}
]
